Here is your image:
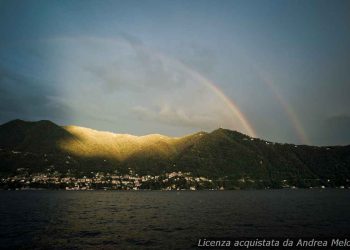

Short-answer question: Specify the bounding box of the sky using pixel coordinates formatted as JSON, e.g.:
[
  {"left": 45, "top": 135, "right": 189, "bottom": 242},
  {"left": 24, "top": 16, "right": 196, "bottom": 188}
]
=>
[{"left": 0, "top": 0, "right": 349, "bottom": 145}]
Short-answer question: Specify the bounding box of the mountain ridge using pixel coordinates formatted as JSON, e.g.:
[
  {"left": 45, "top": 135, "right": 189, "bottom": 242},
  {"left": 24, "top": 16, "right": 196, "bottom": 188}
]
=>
[{"left": 0, "top": 119, "right": 350, "bottom": 188}]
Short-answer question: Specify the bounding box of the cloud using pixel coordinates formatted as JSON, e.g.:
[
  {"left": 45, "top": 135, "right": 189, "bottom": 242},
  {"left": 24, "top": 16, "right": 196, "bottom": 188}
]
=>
[
  {"left": 0, "top": 36, "right": 251, "bottom": 135},
  {"left": 177, "top": 42, "right": 217, "bottom": 75},
  {"left": 0, "top": 66, "right": 72, "bottom": 124},
  {"left": 132, "top": 105, "right": 218, "bottom": 129},
  {"left": 45, "top": 36, "right": 237, "bottom": 131},
  {"left": 79, "top": 37, "right": 189, "bottom": 93}
]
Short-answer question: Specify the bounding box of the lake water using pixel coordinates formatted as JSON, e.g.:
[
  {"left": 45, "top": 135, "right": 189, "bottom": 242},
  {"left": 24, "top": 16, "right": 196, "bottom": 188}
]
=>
[{"left": 1, "top": 189, "right": 350, "bottom": 249}]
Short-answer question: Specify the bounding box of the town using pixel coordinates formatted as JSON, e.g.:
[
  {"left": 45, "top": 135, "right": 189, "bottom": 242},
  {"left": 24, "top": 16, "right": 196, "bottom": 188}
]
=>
[
  {"left": 1, "top": 167, "right": 349, "bottom": 190},
  {"left": 0, "top": 168, "right": 218, "bottom": 190}
]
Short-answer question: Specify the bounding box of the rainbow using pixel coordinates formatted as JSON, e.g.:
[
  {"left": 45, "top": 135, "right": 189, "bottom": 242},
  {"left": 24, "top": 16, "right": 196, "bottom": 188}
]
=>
[
  {"left": 54, "top": 37, "right": 307, "bottom": 140},
  {"left": 189, "top": 70, "right": 257, "bottom": 137},
  {"left": 48, "top": 36, "right": 258, "bottom": 137},
  {"left": 122, "top": 40, "right": 259, "bottom": 138},
  {"left": 146, "top": 47, "right": 258, "bottom": 138},
  {"left": 186, "top": 57, "right": 311, "bottom": 144},
  {"left": 254, "top": 67, "right": 311, "bottom": 145},
  {"left": 232, "top": 50, "right": 311, "bottom": 145}
]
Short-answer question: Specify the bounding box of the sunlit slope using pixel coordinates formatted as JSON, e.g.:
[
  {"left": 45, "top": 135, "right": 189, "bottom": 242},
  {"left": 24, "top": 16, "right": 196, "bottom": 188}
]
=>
[
  {"left": 0, "top": 119, "right": 349, "bottom": 180},
  {"left": 0, "top": 119, "right": 203, "bottom": 164},
  {"left": 59, "top": 125, "right": 182, "bottom": 161},
  {"left": 58, "top": 125, "right": 207, "bottom": 174},
  {"left": 0, "top": 120, "right": 185, "bottom": 159}
]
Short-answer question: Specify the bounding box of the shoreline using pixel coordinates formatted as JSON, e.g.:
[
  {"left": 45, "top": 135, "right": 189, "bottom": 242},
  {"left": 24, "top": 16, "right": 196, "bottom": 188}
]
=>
[{"left": 1, "top": 187, "right": 349, "bottom": 191}]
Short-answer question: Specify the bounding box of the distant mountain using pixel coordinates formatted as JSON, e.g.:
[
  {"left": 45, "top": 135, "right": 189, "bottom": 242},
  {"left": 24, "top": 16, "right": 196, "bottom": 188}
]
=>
[{"left": 1, "top": 119, "right": 350, "bottom": 187}]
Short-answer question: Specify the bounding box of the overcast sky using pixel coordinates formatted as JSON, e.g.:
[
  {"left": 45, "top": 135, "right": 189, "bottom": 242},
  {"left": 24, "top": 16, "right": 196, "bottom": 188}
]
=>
[{"left": 0, "top": 0, "right": 349, "bottom": 145}]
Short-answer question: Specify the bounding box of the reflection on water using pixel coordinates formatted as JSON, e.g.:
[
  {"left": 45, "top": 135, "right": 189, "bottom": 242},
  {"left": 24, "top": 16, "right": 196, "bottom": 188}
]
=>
[{"left": 1, "top": 190, "right": 350, "bottom": 249}]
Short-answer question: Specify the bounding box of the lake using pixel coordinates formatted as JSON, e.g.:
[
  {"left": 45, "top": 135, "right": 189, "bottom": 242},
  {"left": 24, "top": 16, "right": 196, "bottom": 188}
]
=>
[{"left": 1, "top": 189, "right": 350, "bottom": 249}]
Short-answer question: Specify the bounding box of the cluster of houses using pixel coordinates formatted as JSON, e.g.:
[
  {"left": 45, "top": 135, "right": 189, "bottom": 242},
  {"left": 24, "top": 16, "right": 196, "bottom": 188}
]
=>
[
  {"left": 0, "top": 169, "right": 218, "bottom": 190},
  {"left": 1, "top": 167, "right": 349, "bottom": 190}
]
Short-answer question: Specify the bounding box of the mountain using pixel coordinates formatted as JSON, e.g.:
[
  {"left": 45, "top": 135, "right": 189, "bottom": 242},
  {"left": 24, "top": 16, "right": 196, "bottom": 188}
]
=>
[{"left": 1, "top": 119, "right": 350, "bottom": 187}]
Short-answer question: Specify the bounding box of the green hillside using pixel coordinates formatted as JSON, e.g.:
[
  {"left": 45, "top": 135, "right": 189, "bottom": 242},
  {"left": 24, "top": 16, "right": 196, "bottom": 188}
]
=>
[{"left": 0, "top": 119, "right": 349, "bottom": 188}]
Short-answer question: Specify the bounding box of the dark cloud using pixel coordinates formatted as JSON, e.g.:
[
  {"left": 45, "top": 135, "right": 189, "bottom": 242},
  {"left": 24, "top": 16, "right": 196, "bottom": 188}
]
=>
[
  {"left": 0, "top": 66, "right": 72, "bottom": 124},
  {"left": 80, "top": 37, "right": 189, "bottom": 93},
  {"left": 38, "top": 36, "right": 233, "bottom": 132}
]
